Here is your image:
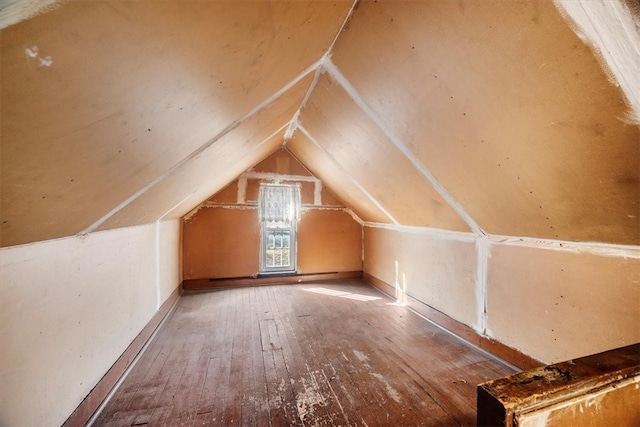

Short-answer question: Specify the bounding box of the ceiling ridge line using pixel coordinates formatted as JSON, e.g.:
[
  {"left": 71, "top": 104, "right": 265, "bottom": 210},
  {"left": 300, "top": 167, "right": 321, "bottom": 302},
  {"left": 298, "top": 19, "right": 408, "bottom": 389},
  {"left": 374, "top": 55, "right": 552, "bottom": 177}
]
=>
[
  {"left": 284, "top": 63, "right": 325, "bottom": 143},
  {"left": 180, "top": 122, "right": 291, "bottom": 222},
  {"left": 282, "top": 0, "right": 358, "bottom": 143},
  {"left": 79, "top": 61, "right": 321, "bottom": 236},
  {"left": 297, "top": 124, "right": 399, "bottom": 225},
  {"left": 323, "top": 58, "right": 486, "bottom": 236},
  {"left": 323, "top": 0, "right": 360, "bottom": 62}
]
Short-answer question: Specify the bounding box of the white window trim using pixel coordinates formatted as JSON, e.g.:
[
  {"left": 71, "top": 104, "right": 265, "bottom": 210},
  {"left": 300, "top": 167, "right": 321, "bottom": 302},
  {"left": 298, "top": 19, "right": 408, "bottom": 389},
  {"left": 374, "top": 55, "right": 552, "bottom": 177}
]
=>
[{"left": 258, "top": 184, "right": 300, "bottom": 275}]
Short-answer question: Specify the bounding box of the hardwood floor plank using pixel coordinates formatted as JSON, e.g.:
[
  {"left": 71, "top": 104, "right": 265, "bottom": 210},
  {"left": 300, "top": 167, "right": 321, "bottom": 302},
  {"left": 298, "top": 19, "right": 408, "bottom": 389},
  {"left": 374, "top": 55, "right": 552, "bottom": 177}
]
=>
[
  {"left": 265, "top": 288, "right": 299, "bottom": 425},
  {"left": 275, "top": 295, "right": 349, "bottom": 427},
  {"left": 298, "top": 314, "right": 385, "bottom": 426},
  {"left": 93, "top": 280, "right": 517, "bottom": 426},
  {"left": 248, "top": 287, "right": 271, "bottom": 426}
]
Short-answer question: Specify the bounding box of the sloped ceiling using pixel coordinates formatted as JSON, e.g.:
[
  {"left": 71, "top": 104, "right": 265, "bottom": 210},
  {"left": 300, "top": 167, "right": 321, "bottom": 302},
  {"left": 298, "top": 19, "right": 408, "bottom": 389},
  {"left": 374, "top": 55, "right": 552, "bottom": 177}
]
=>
[
  {"left": 0, "top": 0, "right": 354, "bottom": 246},
  {"left": 1, "top": 0, "right": 638, "bottom": 248}
]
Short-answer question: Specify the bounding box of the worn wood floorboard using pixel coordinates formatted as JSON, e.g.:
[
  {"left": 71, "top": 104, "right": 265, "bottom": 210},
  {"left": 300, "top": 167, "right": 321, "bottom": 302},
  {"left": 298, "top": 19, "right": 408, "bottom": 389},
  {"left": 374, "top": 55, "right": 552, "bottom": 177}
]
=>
[{"left": 93, "top": 280, "right": 516, "bottom": 426}]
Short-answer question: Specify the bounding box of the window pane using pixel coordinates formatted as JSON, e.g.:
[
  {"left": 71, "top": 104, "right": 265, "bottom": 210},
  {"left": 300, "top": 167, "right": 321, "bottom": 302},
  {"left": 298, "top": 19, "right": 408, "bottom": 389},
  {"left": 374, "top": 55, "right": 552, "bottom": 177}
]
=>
[{"left": 264, "top": 229, "right": 292, "bottom": 268}]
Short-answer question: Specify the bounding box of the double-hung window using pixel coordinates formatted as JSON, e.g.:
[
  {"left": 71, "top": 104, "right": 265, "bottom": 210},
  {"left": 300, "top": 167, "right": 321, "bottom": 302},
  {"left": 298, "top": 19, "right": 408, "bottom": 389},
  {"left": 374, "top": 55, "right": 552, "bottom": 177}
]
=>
[{"left": 258, "top": 184, "right": 300, "bottom": 274}]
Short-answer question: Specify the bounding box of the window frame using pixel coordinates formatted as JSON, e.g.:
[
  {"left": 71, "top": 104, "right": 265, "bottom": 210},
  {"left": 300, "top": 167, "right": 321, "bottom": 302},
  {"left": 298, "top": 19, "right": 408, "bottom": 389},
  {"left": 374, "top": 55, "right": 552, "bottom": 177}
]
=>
[
  {"left": 260, "top": 220, "right": 297, "bottom": 274},
  {"left": 258, "top": 184, "right": 300, "bottom": 275}
]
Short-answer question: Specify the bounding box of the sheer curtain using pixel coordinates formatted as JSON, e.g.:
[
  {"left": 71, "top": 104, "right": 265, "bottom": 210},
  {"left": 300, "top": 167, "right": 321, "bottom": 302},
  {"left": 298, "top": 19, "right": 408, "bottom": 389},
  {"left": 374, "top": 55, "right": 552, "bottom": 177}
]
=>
[{"left": 258, "top": 185, "right": 301, "bottom": 223}]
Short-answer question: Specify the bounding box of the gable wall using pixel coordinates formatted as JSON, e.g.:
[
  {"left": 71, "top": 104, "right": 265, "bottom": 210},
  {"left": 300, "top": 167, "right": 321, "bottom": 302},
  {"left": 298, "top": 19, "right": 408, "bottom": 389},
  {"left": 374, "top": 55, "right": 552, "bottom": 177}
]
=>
[{"left": 182, "top": 149, "right": 363, "bottom": 279}]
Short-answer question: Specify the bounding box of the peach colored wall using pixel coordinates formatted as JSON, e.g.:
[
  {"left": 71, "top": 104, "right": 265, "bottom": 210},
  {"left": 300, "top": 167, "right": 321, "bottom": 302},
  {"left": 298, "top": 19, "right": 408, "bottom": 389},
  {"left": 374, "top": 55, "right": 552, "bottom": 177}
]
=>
[
  {"left": 183, "top": 207, "right": 260, "bottom": 279},
  {"left": 363, "top": 224, "right": 640, "bottom": 364},
  {"left": 183, "top": 206, "right": 362, "bottom": 279},
  {"left": 182, "top": 149, "right": 363, "bottom": 280},
  {"left": 486, "top": 243, "right": 640, "bottom": 363},
  {"left": 297, "top": 209, "right": 362, "bottom": 274}
]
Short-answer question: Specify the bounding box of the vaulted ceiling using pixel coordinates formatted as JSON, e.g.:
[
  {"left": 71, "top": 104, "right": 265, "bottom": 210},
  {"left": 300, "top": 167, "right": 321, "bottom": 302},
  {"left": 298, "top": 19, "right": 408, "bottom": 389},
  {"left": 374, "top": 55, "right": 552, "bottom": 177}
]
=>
[{"left": 1, "top": 0, "right": 639, "bottom": 248}]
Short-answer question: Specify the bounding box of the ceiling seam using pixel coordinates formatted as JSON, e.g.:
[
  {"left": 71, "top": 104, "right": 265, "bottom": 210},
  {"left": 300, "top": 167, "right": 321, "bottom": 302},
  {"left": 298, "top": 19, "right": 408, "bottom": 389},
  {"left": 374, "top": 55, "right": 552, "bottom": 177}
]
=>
[
  {"left": 157, "top": 191, "right": 197, "bottom": 223},
  {"left": 157, "top": 122, "right": 291, "bottom": 222},
  {"left": 323, "top": 58, "right": 486, "bottom": 236},
  {"left": 79, "top": 60, "right": 322, "bottom": 235},
  {"left": 363, "top": 220, "right": 640, "bottom": 257},
  {"left": 284, "top": 0, "right": 358, "bottom": 144},
  {"left": 284, "top": 66, "right": 323, "bottom": 143},
  {"left": 298, "top": 124, "right": 399, "bottom": 225},
  {"left": 363, "top": 221, "right": 477, "bottom": 243},
  {"left": 486, "top": 234, "right": 640, "bottom": 258},
  {"left": 323, "top": 0, "right": 359, "bottom": 60},
  {"left": 180, "top": 122, "right": 290, "bottom": 221},
  {"left": 282, "top": 143, "right": 360, "bottom": 221}
]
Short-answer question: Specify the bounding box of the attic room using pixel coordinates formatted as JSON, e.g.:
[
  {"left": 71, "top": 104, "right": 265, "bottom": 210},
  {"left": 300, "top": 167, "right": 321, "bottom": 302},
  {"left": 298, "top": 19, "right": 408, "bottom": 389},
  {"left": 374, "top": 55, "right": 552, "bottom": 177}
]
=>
[{"left": 1, "top": 0, "right": 639, "bottom": 426}]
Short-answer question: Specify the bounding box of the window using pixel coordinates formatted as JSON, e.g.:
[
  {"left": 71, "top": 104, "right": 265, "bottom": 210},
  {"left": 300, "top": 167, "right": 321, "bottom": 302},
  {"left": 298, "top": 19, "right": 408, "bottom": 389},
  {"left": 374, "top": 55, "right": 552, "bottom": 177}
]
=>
[{"left": 258, "top": 184, "right": 300, "bottom": 274}]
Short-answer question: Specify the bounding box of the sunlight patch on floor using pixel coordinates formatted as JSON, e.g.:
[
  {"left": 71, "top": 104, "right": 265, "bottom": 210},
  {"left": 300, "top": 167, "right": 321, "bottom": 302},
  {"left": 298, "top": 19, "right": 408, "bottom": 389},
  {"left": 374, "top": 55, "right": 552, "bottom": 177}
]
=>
[{"left": 302, "top": 287, "right": 382, "bottom": 302}]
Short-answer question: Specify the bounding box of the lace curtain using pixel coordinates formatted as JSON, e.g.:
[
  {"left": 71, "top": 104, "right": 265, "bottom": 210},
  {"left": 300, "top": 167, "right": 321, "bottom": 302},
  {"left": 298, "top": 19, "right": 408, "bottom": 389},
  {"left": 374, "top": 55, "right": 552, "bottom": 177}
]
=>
[{"left": 258, "top": 185, "right": 301, "bottom": 223}]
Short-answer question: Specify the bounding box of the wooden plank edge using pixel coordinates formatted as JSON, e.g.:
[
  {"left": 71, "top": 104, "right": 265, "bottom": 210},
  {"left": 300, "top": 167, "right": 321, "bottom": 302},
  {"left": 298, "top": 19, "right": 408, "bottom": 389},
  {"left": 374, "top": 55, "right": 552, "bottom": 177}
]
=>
[
  {"left": 62, "top": 282, "right": 184, "bottom": 427},
  {"left": 183, "top": 270, "right": 363, "bottom": 290},
  {"left": 363, "top": 272, "right": 544, "bottom": 371},
  {"left": 477, "top": 343, "right": 640, "bottom": 426}
]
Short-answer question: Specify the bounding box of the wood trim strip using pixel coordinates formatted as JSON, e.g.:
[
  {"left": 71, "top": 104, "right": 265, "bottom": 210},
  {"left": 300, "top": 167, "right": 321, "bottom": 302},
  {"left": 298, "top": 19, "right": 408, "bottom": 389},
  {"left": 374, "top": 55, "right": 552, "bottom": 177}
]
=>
[
  {"left": 183, "top": 270, "right": 363, "bottom": 290},
  {"left": 363, "top": 272, "right": 544, "bottom": 370},
  {"left": 62, "top": 283, "right": 183, "bottom": 427},
  {"left": 477, "top": 343, "right": 640, "bottom": 426}
]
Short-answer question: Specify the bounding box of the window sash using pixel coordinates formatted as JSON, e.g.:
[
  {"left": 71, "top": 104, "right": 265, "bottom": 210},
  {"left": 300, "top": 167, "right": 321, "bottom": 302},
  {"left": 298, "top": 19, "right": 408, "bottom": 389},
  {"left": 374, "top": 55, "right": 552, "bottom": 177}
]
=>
[{"left": 259, "top": 184, "right": 299, "bottom": 273}]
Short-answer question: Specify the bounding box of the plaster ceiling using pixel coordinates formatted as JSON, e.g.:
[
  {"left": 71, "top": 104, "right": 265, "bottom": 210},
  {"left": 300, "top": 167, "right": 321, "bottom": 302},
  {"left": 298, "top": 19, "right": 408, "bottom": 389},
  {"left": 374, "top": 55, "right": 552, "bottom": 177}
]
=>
[{"left": 1, "top": 0, "right": 638, "bottom": 247}]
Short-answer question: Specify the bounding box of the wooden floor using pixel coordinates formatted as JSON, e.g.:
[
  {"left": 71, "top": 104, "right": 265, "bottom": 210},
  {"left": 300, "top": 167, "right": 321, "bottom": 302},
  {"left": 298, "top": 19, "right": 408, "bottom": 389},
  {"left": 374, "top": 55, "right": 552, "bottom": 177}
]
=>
[{"left": 93, "top": 280, "right": 516, "bottom": 426}]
